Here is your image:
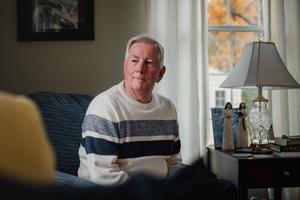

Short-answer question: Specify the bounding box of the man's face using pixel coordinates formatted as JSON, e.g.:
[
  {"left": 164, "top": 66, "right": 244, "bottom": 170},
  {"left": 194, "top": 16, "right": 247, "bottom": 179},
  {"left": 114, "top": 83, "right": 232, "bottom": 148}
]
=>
[{"left": 124, "top": 42, "right": 165, "bottom": 96}]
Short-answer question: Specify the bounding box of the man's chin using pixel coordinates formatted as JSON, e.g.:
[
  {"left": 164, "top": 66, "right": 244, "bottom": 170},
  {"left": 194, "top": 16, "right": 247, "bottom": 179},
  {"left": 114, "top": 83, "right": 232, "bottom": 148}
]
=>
[{"left": 131, "top": 84, "right": 144, "bottom": 91}]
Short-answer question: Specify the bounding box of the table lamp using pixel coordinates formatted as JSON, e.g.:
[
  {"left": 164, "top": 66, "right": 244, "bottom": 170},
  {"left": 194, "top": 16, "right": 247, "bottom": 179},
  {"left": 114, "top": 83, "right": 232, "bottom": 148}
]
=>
[{"left": 220, "top": 41, "right": 300, "bottom": 150}]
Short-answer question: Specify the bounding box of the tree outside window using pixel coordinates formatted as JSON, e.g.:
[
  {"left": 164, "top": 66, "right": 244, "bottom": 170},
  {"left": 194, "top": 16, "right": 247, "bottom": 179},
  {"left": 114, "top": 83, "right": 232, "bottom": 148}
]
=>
[{"left": 208, "top": 0, "right": 264, "bottom": 145}]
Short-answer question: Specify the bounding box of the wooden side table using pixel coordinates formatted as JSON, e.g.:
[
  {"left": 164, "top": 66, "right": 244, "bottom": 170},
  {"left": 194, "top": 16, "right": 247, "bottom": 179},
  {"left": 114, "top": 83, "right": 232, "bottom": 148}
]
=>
[{"left": 207, "top": 147, "right": 300, "bottom": 200}]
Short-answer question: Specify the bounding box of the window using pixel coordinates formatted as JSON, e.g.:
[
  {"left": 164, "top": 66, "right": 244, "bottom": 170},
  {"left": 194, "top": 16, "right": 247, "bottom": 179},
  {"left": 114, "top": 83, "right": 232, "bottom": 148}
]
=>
[
  {"left": 215, "top": 90, "right": 225, "bottom": 107},
  {"left": 207, "top": 0, "right": 264, "bottom": 144}
]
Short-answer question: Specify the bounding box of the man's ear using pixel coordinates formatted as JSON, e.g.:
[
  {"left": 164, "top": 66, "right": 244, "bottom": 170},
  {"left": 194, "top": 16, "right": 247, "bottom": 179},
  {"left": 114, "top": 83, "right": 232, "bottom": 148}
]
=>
[{"left": 157, "top": 65, "right": 166, "bottom": 83}]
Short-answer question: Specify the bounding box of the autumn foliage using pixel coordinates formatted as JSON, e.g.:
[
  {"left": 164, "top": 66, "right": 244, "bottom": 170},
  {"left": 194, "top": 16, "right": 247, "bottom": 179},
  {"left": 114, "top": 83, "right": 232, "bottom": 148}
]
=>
[{"left": 208, "top": 0, "right": 260, "bottom": 72}]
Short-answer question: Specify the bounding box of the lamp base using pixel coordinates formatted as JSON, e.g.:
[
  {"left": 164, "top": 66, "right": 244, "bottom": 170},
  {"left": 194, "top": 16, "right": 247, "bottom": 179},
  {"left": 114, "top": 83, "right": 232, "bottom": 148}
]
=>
[
  {"left": 248, "top": 94, "right": 272, "bottom": 149},
  {"left": 250, "top": 143, "right": 270, "bottom": 152}
]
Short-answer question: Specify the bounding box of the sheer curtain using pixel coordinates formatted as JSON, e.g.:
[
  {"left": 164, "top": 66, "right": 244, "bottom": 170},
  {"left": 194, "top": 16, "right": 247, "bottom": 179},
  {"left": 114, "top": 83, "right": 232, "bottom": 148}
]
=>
[
  {"left": 266, "top": 0, "right": 300, "bottom": 199},
  {"left": 146, "top": 0, "right": 209, "bottom": 164}
]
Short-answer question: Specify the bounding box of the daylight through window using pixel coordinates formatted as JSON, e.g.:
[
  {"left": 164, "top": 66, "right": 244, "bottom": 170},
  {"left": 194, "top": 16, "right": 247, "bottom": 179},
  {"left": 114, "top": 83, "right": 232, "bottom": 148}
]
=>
[{"left": 207, "top": 0, "right": 264, "bottom": 145}]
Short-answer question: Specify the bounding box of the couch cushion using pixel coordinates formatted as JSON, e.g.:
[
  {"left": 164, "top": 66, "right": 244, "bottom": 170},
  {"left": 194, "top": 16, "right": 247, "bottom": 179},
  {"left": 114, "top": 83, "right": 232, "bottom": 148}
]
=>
[{"left": 28, "top": 92, "right": 93, "bottom": 176}]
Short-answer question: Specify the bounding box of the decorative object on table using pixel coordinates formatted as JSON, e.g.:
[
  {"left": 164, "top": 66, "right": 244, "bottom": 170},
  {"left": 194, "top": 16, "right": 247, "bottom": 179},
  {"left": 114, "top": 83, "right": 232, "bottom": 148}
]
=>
[
  {"left": 222, "top": 102, "right": 235, "bottom": 150},
  {"left": 236, "top": 102, "right": 249, "bottom": 148},
  {"left": 282, "top": 134, "right": 300, "bottom": 140},
  {"left": 271, "top": 135, "right": 300, "bottom": 157},
  {"left": 274, "top": 136, "right": 300, "bottom": 146},
  {"left": 17, "top": 0, "right": 94, "bottom": 41},
  {"left": 232, "top": 153, "right": 253, "bottom": 158},
  {"left": 273, "top": 151, "right": 300, "bottom": 157},
  {"left": 252, "top": 154, "right": 273, "bottom": 158},
  {"left": 220, "top": 40, "right": 300, "bottom": 151},
  {"left": 270, "top": 143, "right": 300, "bottom": 152},
  {"left": 211, "top": 107, "right": 239, "bottom": 149},
  {"left": 272, "top": 135, "right": 300, "bottom": 149},
  {"left": 268, "top": 124, "right": 275, "bottom": 141},
  {"left": 234, "top": 147, "right": 272, "bottom": 154}
]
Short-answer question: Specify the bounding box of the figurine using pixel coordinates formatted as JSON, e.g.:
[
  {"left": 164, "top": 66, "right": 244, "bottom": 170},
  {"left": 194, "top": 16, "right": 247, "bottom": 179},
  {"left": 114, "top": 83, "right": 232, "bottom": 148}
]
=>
[
  {"left": 236, "top": 102, "right": 249, "bottom": 148},
  {"left": 222, "top": 102, "right": 235, "bottom": 150}
]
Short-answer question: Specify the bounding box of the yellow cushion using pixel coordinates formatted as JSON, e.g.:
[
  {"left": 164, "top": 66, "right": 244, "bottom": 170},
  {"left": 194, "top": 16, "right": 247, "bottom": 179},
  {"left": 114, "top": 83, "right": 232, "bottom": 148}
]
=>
[{"left": 0, "top": 92, "right": 55, "bottom": 183}]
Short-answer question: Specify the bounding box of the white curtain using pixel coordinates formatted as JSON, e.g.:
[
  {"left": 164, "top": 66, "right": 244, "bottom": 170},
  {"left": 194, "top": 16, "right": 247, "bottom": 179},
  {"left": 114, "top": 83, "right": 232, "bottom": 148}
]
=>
[
  {"left": 266, "top": 0, "right": 300, "bottom": 199},
  {"left": 146, "top": 0, "right": 209, "bottom": 164}
]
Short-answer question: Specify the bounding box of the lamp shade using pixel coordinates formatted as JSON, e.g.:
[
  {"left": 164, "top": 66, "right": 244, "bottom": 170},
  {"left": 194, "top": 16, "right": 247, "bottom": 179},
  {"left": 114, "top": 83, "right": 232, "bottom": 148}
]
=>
[{"left": 220, "top": 41, "right": 300, "bottom": 89}]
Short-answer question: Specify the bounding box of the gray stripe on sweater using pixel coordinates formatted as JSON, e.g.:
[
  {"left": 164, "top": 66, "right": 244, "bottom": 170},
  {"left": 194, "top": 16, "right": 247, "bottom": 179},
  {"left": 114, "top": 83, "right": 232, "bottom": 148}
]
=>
[{"left": 82, "top": 114, "right": 178, "bottom": 139}]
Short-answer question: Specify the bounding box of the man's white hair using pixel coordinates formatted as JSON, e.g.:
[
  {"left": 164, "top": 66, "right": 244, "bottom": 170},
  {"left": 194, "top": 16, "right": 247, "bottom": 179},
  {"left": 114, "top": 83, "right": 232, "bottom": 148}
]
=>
[{"left": 125, "top": 35, "right": 164, "bottom": 66}]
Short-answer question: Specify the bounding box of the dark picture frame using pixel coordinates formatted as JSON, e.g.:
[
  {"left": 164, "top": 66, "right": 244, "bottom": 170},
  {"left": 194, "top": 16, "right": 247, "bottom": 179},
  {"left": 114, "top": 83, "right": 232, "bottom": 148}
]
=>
[{"left": 17, "top": 0, "right": 94, "bottom": 41}]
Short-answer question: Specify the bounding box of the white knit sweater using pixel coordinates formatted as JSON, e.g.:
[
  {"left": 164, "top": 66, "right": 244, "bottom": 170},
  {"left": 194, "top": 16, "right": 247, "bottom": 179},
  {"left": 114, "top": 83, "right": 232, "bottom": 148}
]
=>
[{"left": 78, "top": 81, "right": 181, "bottom": 186}]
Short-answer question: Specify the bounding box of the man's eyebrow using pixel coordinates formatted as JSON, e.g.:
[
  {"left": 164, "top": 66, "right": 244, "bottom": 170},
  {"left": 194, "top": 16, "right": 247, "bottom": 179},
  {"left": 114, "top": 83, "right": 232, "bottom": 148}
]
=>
[
  {"left": 131, "top": 54, "right": 139, "bottom": 58},
  {"left": 130, "top": 55, "right": 155, "bottom": 62}
]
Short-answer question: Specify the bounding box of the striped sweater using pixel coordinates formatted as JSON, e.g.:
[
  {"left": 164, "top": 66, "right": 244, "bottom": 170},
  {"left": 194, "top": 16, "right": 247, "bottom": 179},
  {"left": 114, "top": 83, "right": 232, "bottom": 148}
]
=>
[{"left": 78, "top": 81, "right": 181, "bottom": 186}]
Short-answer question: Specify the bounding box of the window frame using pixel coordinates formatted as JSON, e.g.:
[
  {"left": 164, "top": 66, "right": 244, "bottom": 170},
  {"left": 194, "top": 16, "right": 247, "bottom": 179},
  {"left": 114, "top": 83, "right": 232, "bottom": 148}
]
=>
[
  {"left": 215, "top": 90, "right": 226, "bottom": 107},
  {"left": 207, "top": 0, "right": 265, "bottom": 145},
  {"left": 208, "top": 0, "right": 264, "bottom": 102}
]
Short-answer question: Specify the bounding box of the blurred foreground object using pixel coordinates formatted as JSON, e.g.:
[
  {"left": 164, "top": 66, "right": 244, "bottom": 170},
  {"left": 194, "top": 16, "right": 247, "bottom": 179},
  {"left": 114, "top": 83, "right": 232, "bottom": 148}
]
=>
[{"left": 0, "top": 91, "right": 55, "bottom": 183}]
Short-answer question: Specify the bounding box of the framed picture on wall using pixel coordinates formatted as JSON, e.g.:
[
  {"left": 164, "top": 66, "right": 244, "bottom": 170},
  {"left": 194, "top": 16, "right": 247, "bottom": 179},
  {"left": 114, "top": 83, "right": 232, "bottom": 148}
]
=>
[{"left": 17, "top": 0, "right": 94, "bottom": 41}]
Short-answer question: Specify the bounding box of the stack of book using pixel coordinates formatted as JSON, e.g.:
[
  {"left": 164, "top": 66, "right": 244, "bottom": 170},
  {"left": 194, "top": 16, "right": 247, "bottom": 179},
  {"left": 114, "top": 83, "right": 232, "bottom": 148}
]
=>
[{"left": 270, "top": 135, "right": 300, "bottom": 157}]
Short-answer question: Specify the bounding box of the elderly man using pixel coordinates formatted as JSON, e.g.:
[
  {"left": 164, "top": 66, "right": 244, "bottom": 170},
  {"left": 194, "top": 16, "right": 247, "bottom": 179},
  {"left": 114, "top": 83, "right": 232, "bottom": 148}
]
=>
[{"left": 78, "top": 35, "right": 182, "bottom": 186}]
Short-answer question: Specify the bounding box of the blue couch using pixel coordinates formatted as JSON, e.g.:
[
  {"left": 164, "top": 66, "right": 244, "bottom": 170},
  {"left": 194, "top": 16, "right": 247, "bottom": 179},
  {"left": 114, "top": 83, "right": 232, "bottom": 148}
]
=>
[
  {"left": 7, "top": 91, "right": 237, "bottom": 200},
  {"left": 28, "top": 91, "right": 96, "bottom": 186}
]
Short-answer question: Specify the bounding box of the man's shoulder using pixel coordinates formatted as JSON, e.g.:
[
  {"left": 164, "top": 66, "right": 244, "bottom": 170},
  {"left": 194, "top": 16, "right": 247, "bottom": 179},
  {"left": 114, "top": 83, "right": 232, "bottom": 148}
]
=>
[
  {"left": 85, "top": 84, "right": 121, "bottom": 113},
  {"left": 155, "top": 93, "right": 175, "bottom": 106},
  {"left": 92, "top": 84, "right": 121, "bottom": 103}
]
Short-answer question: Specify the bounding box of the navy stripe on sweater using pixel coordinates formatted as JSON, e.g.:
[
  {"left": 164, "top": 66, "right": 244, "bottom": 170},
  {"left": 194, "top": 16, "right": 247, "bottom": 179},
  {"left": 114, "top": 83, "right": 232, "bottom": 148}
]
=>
[
  {"left": 82, "top": 114, "right": 179, "bottom": 138},
  {"left": 82, "top": 136, "right": 180, "bottom": 158}
]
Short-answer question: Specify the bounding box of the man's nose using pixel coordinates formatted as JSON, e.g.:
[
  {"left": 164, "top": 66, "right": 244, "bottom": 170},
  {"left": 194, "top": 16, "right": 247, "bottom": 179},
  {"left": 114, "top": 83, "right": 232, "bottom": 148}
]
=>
[{"left": 136, "top": 60, "right": 147, "bottom": 73}]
